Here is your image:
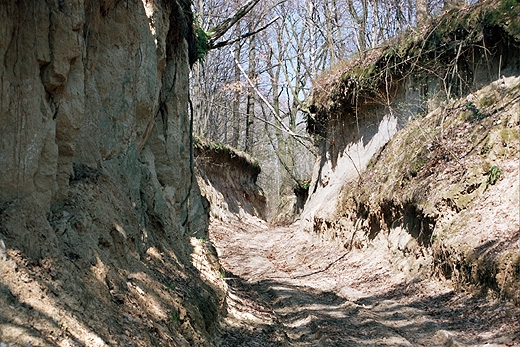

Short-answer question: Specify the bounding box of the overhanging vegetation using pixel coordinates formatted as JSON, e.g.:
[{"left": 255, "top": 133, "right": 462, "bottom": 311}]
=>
[{"left": 309, "top": 0, "right": 520, "bottom": 135}]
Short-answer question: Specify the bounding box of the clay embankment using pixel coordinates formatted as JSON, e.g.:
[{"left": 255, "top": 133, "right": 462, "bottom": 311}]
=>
[
  {"left": 0, "top": 2, "right": 223, "bottom": 346},
  {"left": 303, "top": 0, "right": 520, "bottom": 302}
]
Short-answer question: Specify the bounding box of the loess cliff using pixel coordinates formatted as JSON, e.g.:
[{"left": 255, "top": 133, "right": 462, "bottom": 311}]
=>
[
  {"left": 303, "top": 0, "right": 520, "bottom": 303},
  {"left": 194, "top": 137, "right": 267, "bottom": 225},
  {"left": 0, "top": 1, "right": 225, "bottom": 346}
]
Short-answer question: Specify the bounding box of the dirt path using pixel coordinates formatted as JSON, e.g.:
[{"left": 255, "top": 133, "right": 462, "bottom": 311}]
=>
[{"left": 210, "top": 221, "right": 520, "bottom": 347}]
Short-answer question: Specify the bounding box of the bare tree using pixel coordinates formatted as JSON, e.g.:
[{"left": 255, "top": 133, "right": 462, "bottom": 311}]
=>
[
  {"left": 245, "top": 23, "right": 256, "bottom": 152},
  {"left": 231, "top": 26, "right": 242, "bottom": 148},
  {"left": 190, "top": 0, "right": 431, "bottom": 219}
]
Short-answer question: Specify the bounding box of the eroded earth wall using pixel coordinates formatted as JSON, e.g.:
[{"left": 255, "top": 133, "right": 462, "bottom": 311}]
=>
[
  {"left": 0, "top": 1, "right": 221, "bottom": 346},
  {"left": 0, "top": 0, "right": 208, "bottom": 255},
  {"left": 195, "top": 139, "right": 267, "bottom": 224},
  {"left": 302, "top": 2, "right": 520, "bottom": 302}
]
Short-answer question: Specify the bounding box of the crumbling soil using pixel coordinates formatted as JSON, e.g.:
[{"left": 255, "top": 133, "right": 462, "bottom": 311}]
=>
[
  {"left": 0, "top": 175, "right": 223, "bottom": 347},
  {"left": 212, "top": 220, "right": 520, "bottom": 346}
]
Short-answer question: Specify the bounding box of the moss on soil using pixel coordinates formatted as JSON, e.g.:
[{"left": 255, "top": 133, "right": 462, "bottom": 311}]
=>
[
  {"left": 311, "top": 0, "right": 520, "bottom": 125},
  {"left": 194, "top": 136, "right": 261, "bottom": 175}
]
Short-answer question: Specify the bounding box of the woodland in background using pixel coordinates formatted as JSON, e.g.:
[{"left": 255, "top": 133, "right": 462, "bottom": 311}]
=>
[{"left": 190, "top": 0, "right": 470, "bottom": 219}]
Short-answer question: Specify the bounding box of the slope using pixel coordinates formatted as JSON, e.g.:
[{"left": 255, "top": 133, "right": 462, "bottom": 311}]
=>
[{"left": 302, "top": 0, "right": 520, "bottom": 303}]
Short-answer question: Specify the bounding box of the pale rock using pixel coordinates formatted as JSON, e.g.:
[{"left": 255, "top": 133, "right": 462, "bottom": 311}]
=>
[{"left": 0, "top": 239, "right": 6, "bottom": 261}]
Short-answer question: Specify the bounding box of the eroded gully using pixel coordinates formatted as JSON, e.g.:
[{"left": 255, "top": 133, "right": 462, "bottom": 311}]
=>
[{"left": 209, "top": 221, "right": 520, "bottom": 347}]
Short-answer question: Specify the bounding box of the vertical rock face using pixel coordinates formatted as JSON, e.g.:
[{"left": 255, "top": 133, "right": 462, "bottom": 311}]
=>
[
  {"left": 0, "top": 0, "right": 207, "bottom": 258},
  {"left": 0, "top": 1, "right": 220, "bottom": 345}
]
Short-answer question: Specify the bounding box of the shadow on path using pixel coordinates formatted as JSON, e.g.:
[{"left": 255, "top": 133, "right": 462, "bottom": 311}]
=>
[{"left": 221, "top": 275, "right": 520, "bottom": 346}]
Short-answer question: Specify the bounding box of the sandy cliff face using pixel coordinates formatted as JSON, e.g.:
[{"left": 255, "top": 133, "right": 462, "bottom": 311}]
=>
[
  {"left": 0, "top": 0, "right": 206, "bottom": 257},
  {"left": 0, "top": 1, "right": 222, "bottom": 345},
  {"left": 303, "top": 1, "right": 520, "bottom": 302},
  {"left": 194, "top": 138, "right": 267, "bottom": 224}
]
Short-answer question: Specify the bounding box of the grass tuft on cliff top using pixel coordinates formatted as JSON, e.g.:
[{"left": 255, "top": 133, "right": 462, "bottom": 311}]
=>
[{"left": 194, "top": 136, "right": 261, "bottom": 174}]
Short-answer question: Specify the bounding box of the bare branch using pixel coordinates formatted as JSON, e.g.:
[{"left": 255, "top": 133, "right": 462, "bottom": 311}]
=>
[
  {"left": 208, "top": 0, "right": 260, "bottom": 47},
  {"left": 229, "top": 47, "right": 316, "bottom": 154},
  {"left": 210, "top": 16, "right": 280, "bottom": 50}
]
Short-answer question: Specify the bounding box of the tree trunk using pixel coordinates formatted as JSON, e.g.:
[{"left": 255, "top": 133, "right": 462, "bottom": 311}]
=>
[
  {"left": 416, "top": 0, "right": 428, "bottom": 24},
  {"left": 306, "top": 0, "right": 318, "bottom": 81},
  {"left": 347, "top": 0, "right": 369, "bottom": 52},
  {"left": 231, "top": 27, "right": 241, "bottom": 148},
  {"left": 245, "top": 23, "right": 256, "bottom": 153},
  {"left": 323, "top": 0, "right": 337, "bottom": 64}
]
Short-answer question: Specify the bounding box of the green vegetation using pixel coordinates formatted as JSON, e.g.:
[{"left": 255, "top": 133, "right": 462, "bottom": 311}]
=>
[
  {"left": 193, "top": 13, "right": 212, "bottom": 63},
  {"left": 477, "top": 94, "right": 497, "bottom": 108},
  {"left": 195, "top": 27, "right": 211, "bottom": 62},
  {"left": 166, "top": 282, "right": 177, "bottom": 293},
  {"left": 169, "top": 309, "right": 180, "bottom": 325},
  {"left": 464, "top": 101, "right": 489, "bottom": 121},
  {"left": 486, "top": 165, "right": 502, "bottom": 186},
  {"left": 293, "top": 179, "right": 311, "bottom": 192},
  {"left": 409, "top": 148, "right": 428, "bottom": 177},
  {"left": 500, "top": 128, "right": 519, "bottom": 145},
  {"left": 486, "top": 0, "right": 520, "bottom": 40}
]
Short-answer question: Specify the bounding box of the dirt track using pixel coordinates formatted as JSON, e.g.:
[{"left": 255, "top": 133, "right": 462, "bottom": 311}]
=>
[{"left": 210, "top": 221, "right": 520, "bottom": 347}]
